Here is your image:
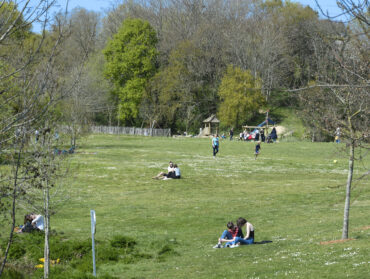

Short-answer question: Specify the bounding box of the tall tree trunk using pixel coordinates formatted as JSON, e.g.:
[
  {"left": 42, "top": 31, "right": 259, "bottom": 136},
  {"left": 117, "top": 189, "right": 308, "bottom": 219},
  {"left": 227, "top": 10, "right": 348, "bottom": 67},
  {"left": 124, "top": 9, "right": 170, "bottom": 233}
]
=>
[
  {"left": 0, "top": 138, "right": 24, "bottom": 276},
  {"left": 342, "top": 140, "right": 354, "bottom": 239},
  {"left": 44, "top": 184, "right": 50, "bottom": 278}
]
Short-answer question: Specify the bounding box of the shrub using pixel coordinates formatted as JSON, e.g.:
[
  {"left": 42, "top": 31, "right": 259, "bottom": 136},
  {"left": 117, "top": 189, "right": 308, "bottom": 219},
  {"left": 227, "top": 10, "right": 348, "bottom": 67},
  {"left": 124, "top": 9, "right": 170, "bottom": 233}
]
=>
[{"left": 110, "top": 235, "right": 136, "bottom": 249}]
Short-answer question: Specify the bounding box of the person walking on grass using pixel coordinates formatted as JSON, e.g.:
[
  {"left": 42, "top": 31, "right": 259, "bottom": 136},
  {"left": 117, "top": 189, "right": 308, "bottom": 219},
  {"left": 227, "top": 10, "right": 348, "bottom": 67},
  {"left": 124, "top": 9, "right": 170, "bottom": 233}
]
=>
[
  {"left": 229, "top": 128, "right": 234, "bottom": 141},
  {"left": 255, "top": 141, "right": 261, "bottom": 160},
  {"left": 212, "top": 134, "right": 219, "bottom": 157}
]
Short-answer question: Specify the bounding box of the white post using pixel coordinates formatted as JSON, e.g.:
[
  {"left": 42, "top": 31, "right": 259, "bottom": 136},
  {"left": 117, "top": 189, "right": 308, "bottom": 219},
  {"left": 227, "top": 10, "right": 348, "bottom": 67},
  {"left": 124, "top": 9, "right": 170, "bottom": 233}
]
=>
[{"left": 90, "top": 210, "right": 96, "bottom": 277}]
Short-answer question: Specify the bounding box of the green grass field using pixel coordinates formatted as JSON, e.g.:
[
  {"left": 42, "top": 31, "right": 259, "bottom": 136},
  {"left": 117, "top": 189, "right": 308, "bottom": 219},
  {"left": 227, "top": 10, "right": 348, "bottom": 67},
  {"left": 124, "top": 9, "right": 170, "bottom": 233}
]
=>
[{"left": 2, "top": 135, "right": 370, "bottom": 278}]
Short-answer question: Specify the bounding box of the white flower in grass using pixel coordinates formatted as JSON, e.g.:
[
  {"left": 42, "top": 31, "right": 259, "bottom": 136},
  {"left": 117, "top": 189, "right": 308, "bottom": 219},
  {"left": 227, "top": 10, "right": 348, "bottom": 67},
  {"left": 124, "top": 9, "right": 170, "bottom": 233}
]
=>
[{"left": 325, "top": 261, "right": 337, "bottom": 265}]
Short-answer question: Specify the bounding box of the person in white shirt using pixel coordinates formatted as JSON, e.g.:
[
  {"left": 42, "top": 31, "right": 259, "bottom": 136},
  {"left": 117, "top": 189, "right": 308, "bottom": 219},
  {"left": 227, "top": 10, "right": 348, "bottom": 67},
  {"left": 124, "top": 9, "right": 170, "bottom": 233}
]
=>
[
  {"left": 152, "top": 161, "right": 175, "bottom": 179},
  {"left": 31, "top": 214, "right": 44, "bottom": 231}
]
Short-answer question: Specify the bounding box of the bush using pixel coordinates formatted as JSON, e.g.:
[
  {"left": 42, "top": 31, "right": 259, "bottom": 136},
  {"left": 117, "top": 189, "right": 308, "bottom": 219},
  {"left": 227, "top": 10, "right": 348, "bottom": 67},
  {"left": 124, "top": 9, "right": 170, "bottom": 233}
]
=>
[
  {"left": 0, "top": 233, "right": 156, "bottom": 277},
  {"left": 110, "top": 235, "right": 136, "bottom": 249}
]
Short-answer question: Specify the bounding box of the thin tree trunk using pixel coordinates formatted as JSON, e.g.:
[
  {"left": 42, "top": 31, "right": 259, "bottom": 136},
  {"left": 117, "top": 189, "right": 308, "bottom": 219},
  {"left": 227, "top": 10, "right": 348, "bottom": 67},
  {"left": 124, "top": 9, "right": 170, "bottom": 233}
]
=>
[
  {"left": 342, "top": 140, "right": 355, "bottom": 239},
  {"left": 44, "top": 185, "right": 50, "bottom": 278},
  {"left": 0, "top": 139, "right": 24, "bottom": 276}
]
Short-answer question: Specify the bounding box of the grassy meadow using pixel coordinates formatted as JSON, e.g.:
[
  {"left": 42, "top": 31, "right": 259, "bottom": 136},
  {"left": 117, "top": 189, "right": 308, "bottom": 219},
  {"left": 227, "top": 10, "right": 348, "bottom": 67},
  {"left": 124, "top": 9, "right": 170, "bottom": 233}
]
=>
[{"left": 2, "top": 134, "right": 370, "bottom": 278}]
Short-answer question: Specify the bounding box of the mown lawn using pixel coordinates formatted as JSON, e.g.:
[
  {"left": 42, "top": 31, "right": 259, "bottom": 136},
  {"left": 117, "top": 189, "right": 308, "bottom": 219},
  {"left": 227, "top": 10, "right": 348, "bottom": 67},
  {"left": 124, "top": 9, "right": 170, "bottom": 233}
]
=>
[{"left": 3, "top": 134, "right": 370, "bottom": 278}]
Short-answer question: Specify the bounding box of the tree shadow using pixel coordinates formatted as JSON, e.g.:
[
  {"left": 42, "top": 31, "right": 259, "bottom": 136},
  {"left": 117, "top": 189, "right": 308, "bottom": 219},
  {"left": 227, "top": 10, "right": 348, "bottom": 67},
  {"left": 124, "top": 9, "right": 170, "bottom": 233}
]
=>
[{"left": 253, "top": 240, "right": 273, "bottom": 245}]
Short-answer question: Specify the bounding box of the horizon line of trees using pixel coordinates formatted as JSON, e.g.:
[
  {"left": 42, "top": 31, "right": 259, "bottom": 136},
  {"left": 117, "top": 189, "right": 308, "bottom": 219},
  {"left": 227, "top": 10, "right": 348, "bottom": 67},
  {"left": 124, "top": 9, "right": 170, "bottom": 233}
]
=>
[{"left": 62, "top": 0, "right": 360, "bottom": 141}]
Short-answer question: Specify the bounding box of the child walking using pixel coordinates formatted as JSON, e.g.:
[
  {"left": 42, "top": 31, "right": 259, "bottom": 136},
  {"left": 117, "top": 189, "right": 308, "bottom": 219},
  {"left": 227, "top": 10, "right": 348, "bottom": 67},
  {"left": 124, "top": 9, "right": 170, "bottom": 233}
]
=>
[{"left": 255, "top": 141, "right": 261, "bottom": 160}]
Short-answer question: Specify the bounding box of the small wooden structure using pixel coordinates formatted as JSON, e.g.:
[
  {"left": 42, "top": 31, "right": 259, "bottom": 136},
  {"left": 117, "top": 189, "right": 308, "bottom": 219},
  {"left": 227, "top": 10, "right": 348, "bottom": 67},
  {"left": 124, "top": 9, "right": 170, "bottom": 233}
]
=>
[
  {"left": 242, "top": 111, "right": 275, "bottom": 135},
  {"left": 202, "top": 115, "right": 220, "bottom": 136}
]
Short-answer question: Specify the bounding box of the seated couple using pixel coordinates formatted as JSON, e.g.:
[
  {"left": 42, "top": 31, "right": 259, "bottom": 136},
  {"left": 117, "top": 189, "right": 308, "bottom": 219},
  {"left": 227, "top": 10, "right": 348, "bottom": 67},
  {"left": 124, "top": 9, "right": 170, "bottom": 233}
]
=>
[
  {"left": 213, "top": 217, "right": 254, "bottom": 248},
  {"left": 153, "top": 161, "right": 181, "bottom": 180},
  {"left": 17, "top": 213, "right": 44, "bottom": 233}
]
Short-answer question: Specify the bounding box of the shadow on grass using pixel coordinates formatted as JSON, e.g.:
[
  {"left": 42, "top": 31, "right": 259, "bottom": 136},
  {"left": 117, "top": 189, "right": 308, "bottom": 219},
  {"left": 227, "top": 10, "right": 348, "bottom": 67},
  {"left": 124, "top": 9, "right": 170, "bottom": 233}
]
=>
[{"left": 254, "top": 240, "right": 273, "bottom": 245}]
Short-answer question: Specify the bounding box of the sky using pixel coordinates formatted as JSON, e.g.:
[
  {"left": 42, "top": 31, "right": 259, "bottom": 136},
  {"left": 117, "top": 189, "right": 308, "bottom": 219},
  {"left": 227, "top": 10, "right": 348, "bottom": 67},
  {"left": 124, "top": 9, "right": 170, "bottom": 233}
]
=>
[{"left": 30, "top": 0, "right": 348, "bottom": 33}]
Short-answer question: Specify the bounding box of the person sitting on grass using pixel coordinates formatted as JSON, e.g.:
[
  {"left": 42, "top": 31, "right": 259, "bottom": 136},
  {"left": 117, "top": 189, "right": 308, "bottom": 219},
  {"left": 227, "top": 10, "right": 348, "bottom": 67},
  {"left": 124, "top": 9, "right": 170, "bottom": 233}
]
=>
[
  {"left": 227, "top": 217, "right": 254, "bottom": 248},
  {"left": 19, "top": 214, "right": 34, "bottom": 233},
  {"left": 31, "top": 214, "right": 44, "bottom": 231},
  {"left": 255, "top": 141, "right": 261, "bottom": 160},
  {"left": 153, "top": 161, "right": 175, "bottom": 179},
  {"left": 213, "top": 221, "right": 243, "bottom": 248},
  {"left": 174, "top": 164, "right": 181, "bottom": 179}
]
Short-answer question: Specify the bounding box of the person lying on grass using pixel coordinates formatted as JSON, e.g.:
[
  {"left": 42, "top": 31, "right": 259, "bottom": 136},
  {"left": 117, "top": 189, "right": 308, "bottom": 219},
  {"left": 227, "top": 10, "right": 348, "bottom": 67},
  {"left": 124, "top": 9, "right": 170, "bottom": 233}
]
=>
[
  {"left": 213, "top": 221, "right": 243, "bottom": 248},
  {"left": 225, "top": 217, "right": 255, "bottom": 248}
]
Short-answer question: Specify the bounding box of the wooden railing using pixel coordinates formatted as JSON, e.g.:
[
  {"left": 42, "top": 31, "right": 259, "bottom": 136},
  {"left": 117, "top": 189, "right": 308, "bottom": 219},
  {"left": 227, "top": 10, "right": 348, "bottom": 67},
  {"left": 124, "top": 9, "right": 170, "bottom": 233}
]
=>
[{"left": 90, "top": 126, "right": 171, "bottom": 137}]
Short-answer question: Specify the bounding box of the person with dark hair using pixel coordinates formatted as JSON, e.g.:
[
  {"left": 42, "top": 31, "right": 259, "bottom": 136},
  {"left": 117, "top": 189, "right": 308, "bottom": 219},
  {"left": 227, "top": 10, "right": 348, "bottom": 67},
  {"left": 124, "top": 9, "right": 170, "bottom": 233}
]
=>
[
  {"left": 255, "top": 129, "right": 260, "bottom": 141},
  {"left": 153, "top": 161, "right": 175, "bottom": 179},
  {"left": 212, "top": 134, "right": 219, "bottom": 157},
  {"left": 213, "top": 221, "right": 243, "bottom": 248},
  {"left": 173, "top": 164, "right": 181, "bottom": 179},
  {"left": 270, "top": 126, "right": 277, "bottom": 142},
  {"left": 255, "top": 141, "right": 261, "bottom": 160},
  {"left": 229, "top": 128, "right": 234, "bottom": 141},
  {"left": 228, "top": 217, "right": 255, "bottom": 247},
  {"left": 20, "top": 214, "right": 34, "bottom": 233},
  {"left": 260, "top": 129, "right": 265, "bottom": 142}
]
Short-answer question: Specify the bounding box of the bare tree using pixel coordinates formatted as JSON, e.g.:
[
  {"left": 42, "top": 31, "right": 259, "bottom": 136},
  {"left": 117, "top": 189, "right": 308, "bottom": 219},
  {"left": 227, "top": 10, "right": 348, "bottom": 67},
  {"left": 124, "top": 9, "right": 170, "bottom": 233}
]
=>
[{"left": 299, "top": 0, "right": 369, "bottom": 239}]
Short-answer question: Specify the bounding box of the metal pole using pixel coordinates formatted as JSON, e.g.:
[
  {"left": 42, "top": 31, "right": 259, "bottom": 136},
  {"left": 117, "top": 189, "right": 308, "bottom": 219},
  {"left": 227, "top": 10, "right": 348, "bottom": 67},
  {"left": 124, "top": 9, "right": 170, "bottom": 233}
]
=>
[{"left": 90, "top": 210, "right": 96, "bottom": 277}]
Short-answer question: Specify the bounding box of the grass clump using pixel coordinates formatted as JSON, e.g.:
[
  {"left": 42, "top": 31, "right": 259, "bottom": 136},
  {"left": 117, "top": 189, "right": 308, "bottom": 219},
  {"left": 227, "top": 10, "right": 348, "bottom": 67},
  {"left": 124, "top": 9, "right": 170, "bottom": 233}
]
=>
[
  {"left": 110, "top": 235, "right": 136, "bottom": 249},
  {"left": 0, "top": 232, "right": 154, "bottom": 277}
]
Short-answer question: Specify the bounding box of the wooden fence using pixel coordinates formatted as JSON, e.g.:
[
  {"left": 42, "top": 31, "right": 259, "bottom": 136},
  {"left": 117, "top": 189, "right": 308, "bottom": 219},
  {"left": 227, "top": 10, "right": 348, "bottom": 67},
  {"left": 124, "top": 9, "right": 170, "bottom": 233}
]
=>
[{"left": 90, "top": 126, "right": 171, "bottom": 137}]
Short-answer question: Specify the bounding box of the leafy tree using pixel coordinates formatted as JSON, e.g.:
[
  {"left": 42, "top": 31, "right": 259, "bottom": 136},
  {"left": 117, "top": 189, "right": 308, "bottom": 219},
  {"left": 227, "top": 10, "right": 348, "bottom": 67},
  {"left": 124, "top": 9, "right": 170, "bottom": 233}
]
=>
[
  {"left": 103, "top": 18, "right": 158, "bottom": 125},
  {"left": 217, "top": 65, "right": 265, "bottom": 129},
  {"left": 142, "top": 40, "right": 218, "bottom": 132}
]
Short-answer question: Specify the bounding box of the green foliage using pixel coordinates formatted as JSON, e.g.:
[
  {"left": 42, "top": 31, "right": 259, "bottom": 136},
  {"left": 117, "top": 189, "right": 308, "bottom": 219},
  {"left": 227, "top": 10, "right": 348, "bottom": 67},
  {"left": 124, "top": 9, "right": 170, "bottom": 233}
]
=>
[
  {"left": 0, "top": 231, "right": 158, "bottom": 277},
  {"left": 103, "top": 18, "right": 158, "bottom": 124},
  {"left": 7, "top": 245, "right": 26, "bottom": 260},
  {"left": 110, "top": 235, "right": 136, "bottom": 248},
  {"left": 0, "top": 268, "right": 24, "bottom": 279},
  {"left": 0, "top": 1, "right": 31, "bottom": 40},
  {"left": 218, "top": 65, "right": 265, "bottom": 128},
  {"left": 144, "top": 41, "right": 210, "bottom": 131}
]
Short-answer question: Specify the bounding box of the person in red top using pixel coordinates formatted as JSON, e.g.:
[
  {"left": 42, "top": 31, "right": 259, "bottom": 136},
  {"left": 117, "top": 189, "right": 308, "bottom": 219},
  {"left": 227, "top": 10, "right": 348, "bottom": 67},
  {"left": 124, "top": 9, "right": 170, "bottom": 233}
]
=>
[{"left": 213, "top": 221, "right": 244, "bottom": 248}]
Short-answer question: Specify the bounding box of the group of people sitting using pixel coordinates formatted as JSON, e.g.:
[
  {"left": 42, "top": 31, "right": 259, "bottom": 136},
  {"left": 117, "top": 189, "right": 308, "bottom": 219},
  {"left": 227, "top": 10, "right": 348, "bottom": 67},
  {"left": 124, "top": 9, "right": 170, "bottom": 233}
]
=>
[
  {"left": 213, "top": 217, "right": 254, "bottom": 248},
  {"left": 152, "top": 161, "right": 181, "bottom": 180},
  {"left": 238, "top": 127, "right": 277, "bottom": 143},
  {"left": 239, "top": 129, "right": 264, "bottom": 141},
  {"left": 54, "top": 146, "right": 75, "bottom": 155},
  {"left": 17, "top": 213, "right": 44, "bottom": 233}
]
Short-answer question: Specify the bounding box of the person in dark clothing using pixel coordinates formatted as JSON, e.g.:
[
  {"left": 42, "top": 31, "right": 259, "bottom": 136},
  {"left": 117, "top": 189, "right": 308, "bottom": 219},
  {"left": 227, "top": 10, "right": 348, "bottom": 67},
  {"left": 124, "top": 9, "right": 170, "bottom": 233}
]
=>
[
  {"left": 270, "top": 126, "right": 277, "bottom": 142},
  {"left": 260, "top": 129, "right": 265, "bottom": 142},
  {"left": 229, "top": 128, "right": 234, "bottom": 141},
  {"left": 255, "top": 129, "right": 260, "bottom": 141},
  {"left": 255, "top": 141, "right": 261, "bottom": 160}
]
